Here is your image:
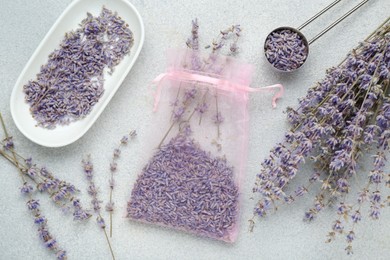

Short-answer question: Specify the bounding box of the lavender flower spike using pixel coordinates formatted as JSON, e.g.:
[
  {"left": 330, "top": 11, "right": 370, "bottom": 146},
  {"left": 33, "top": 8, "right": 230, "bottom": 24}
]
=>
[
  {"left": 106, "top": 130, "right": 137, "bottom": 238},
  {"left": 81, "top": 155, "right": 115, "bottom": 259}
]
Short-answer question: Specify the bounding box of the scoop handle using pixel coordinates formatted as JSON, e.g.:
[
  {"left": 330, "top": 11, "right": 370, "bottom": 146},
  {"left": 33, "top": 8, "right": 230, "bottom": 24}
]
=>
[
  {"left": 297, "top": 0, "right": 342, "bottom": 31},
  {"left": 308, "top": 0, "right": 370, "bottom": 45}
]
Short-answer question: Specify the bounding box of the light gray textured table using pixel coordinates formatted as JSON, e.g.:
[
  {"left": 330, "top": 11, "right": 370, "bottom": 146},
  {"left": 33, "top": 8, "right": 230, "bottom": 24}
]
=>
[{"left": 1, "top": 0, "right": 389, "bottom": 259}]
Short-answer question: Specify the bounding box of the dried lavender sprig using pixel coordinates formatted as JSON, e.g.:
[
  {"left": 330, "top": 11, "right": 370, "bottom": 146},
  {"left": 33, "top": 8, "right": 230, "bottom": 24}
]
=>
[
  {"left": 106, "top": 130, "right": 136, "bottom": 238},
  {"left": 252, "top": 19, "right": 390, "bottom": 254},
  {"left": 0, "top": 115, "right": 90, "bottom": 221},
  {"left": 0, "top": 113, "right": 66, "bottom": 259},
  {"left": 0, "top": 142, "right": 90, "bottom": 220},
  {"left": 165, "top": 21, "right": 242, "bottom": 147},
  {"left": 82, "top": 155, "right": 115, "bottom": 260},
  {"left": 209, "top": 24, "right": 241, "bottom": 139}
]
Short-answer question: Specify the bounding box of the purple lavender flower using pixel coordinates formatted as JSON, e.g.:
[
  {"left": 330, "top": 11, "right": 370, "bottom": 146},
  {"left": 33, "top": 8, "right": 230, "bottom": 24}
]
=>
[
  {"left": 351, "top": 210, "right": 362, "bottom": 223},
  {"left": 97, "top": 216, "right": 106, "bottom": 229},
  {"left": 27, "top": 167, "right": 37, "bottom": 177},
  {"left": 25, "top": 157, "right": 33, "bottom": 168},
  {"left": 105, "top": 202, "right": 114, "bottom": 212},
  {"left": 34, "top": 215, "right": 47, "bottom": 225},
  {"left": 20, "top": 182, "right": 33, "bottom": 194},
  {"left": 212, "top": 112, "right": 224, "bottom": 125},
  {"left": 55, "top": 250, "right": 67, "bottom": 260},
  {"left": 120, "top": 135, "right": 129, "bottom": 144},
  {"left": 2, "top": 136, "right": 14, "bottom": 150},
  {"left": 294, "top": 186, "right": 308, "bottom": 197},
  {"left": 72, "top": 199, "right": 91, "bottom": 221},
  {"left": 82, "top": 158, "right": 94, "bottom": 180},
  {"left": 346, "top": 231, "right": 355, "bottom": 243},
  {"left": 332, "top": 220, "right": 344, "bottom": 233},
  {"left": 113, "top": 148, "right": 121, "bottom": 158},
  {"left": 173, "top": 106, "right": 185, "bottom": 121},
  {"left": 195, "top": 102, "right": 208, "bottom": 115},
  {"left": 183, "top": 88, "right": 197, "bottom": 102},
  {"left": 304, "top": 210, "right": 315, "bottom": 222},
  {"left": 110, "top": 162, "right": 117, "bottom": 172},
  {"left": 27, "top": 199, "right": 40, "bottom": 210}
]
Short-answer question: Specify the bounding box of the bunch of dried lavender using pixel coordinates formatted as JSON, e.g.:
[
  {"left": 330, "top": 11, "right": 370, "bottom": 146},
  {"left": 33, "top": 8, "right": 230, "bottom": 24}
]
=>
[
  {"left": 82, "top": 156, "right": 115, "bottom": 260},
  {"left": 252, "top": 18, "right": 390, "bottom": 254},
  {"left": 105, "top": 130, "right": 137, "bottom": 237},
  {"left": 264, "top": 29, "right": 308, "bottom": 71},
  {"left": 0, "top": 113, "right": 77, "bottom": 259},
  {"left": 23, "top": 7, "right": 134, "bottom": 128}
]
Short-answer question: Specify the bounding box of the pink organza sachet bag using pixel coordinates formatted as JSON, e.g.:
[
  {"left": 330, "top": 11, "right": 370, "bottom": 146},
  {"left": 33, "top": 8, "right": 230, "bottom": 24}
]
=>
[{"left": 127, "top": 48, "right": 283, "bottom": 242}]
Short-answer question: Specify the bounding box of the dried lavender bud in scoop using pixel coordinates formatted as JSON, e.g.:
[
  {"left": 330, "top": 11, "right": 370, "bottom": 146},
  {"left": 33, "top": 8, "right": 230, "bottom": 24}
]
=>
[{"left": 264, "top": 29, "right": 308, "bottom": 72}]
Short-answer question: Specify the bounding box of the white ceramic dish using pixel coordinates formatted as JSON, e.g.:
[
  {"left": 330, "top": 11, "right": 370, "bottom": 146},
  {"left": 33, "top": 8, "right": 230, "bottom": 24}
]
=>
[{"left": 10, "top": 0, "right": 144, "bottom": 147}]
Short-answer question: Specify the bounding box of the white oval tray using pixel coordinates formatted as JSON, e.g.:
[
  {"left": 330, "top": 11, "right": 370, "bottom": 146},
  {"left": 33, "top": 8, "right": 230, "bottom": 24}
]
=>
[{"left": 10, "top": 0, "right": 144, "bottom": 147}]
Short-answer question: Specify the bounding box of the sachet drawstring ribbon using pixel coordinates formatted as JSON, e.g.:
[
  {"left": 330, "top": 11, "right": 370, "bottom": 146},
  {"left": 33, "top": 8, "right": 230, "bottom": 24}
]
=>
[{"left": 152, "top": 69, "right": 284, "bottom": 111}]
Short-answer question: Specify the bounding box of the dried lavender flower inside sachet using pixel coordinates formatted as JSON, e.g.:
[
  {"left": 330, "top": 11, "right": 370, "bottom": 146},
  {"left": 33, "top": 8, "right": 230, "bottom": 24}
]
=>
[
  {"left": 127, "top": 132, "right": 239, "bottom": 241},
  {"left": 23, "top": 7, "right": 134, "bottom": 128}
]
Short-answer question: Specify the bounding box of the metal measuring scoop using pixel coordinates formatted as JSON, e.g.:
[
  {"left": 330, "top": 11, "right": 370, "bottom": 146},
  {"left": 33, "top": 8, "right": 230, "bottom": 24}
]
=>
[{"left": 264, "top": 0, "right": 370, "bottom": 72}]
